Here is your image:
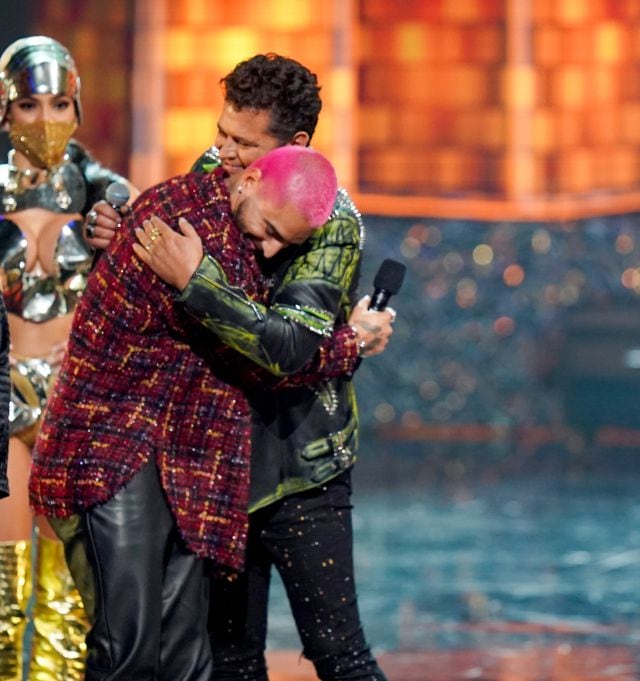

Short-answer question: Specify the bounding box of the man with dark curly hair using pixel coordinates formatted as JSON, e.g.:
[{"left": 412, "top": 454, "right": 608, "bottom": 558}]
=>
[{"left": 86, "top": 54, "right": 392, "bottom": 681}]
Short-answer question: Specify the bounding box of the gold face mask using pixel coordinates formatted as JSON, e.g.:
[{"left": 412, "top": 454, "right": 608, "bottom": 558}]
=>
[{"left": 9, "top": 120, "right": 77, "bottom": 169}]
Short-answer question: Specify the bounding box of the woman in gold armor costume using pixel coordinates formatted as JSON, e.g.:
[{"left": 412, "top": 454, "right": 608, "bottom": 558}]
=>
[{"left": 0, "top": 36, "right": 137, "bottom": 680}]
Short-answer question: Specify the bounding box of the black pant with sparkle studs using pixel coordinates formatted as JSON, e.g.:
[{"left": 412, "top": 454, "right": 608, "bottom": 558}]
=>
[{"left": 208, "top": 471, "right": 388, "bottom": 681}]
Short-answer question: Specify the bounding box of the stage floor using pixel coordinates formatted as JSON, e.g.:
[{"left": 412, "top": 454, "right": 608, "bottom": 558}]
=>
[
  {"left": 267, "top": 645, "right": 637, "bottom": 680},
  {"left": 265, "top": 471, "right": 640, "bottom": 681}
]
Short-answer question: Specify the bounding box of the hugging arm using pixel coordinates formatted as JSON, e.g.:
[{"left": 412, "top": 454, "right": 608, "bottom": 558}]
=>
[{"left": 177, "top": 200, "right": 362, "bottom": 377}]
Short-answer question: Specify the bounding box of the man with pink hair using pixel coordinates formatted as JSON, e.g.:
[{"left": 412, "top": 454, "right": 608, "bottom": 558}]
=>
[
  {"left": 249, "top": 146, "right": 338, "bottom": 229},
  {"left": 29, "top": 145, "right": 339, "bottom": 681}
]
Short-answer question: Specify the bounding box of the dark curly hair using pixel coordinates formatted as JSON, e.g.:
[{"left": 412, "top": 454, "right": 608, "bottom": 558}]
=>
[{"left": 221, "top": 53, "right": 322, "bottom": 144}]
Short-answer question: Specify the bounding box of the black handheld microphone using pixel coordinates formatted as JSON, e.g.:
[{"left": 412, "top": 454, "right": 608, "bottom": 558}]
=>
[
  {"left": 105, "top": 181, "right": 130, "bottom": 212},
  {"left": 368, "top": 258, "right": 406, "bottom": 311}
]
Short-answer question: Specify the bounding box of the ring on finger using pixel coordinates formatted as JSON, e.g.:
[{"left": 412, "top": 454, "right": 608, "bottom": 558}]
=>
[
  {"left": 144, "top": 240, "right": 154, "bottom": 252},
  {"left": 86, "top": 223, "right": 96, "bottom": 239},
  {"left": 149, "top": 226, "right": 161, "bottom": 240},
  {"left": 87, "top": 209, "right": 98, "bottom": 225}
]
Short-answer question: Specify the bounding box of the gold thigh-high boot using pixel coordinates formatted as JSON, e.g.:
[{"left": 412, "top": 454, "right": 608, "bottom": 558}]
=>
[
  {"left": 0, "top": 540, "right": 32, "bottom": 681},
  {"left": 28, "top": 535, "right": 88, "bottom": 681}
]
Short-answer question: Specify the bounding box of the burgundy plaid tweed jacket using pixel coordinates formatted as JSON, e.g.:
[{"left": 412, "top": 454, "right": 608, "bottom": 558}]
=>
[{"left": 29, "top": 169, "right": 268, "bottom": 571}]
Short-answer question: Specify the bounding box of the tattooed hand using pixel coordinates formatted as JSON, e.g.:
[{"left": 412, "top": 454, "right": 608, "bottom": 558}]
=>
[{"left": 347, "top": 295, "right": 396, "bottom": 358}]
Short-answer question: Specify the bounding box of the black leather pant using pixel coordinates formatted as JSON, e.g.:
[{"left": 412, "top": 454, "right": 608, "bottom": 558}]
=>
[
  {"left": 53, "top": 459, "right": 213, "bottom": 681},
  {"left": 208, "top": 472, "right": 388, "bottom": 681}
]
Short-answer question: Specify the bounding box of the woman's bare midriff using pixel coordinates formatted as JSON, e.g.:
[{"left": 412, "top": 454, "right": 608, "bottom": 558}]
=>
[{"left": 9, "top": 313, "right": 73, "bottom": 360}]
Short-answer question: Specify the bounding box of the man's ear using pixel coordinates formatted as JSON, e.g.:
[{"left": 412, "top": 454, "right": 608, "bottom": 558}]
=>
[
  {"left": 241, "top": 167, "right": 263, "bottom": 194},
  {"left": 290, "top": 131, "right": 310, "bottom": 147}
]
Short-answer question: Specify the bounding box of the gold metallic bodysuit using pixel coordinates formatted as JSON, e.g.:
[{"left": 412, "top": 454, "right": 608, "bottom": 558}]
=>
[{"left": 0, "top": 213, "right": 93, "bottom": 442}]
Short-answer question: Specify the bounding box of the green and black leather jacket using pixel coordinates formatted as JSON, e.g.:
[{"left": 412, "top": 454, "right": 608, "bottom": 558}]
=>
[{"left": 181, "top": 148, "right": 364, "bottom": 511}]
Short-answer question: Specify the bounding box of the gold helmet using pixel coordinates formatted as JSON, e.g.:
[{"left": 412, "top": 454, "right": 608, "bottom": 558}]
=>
[{"left": 0, "top": 36, "right": 82, "bottom": 125}]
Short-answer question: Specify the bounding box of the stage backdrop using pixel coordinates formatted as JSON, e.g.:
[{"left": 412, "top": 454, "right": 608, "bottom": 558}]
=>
[{"left": 14, "top": 0, "right": 640, "bottom": 461}]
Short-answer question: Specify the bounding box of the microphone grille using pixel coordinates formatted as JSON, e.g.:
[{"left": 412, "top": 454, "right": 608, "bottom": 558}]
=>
[
  {"left": 373, "top": 258, "right": 406, "bottom": 295},
  {"left": 105, "top": 181, "right": 130, "bottom": 207}
]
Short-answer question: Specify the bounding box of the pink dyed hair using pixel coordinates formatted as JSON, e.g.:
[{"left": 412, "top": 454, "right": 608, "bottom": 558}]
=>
[{"left": 248, "top": 146, "right": 338, "bottom": 228}]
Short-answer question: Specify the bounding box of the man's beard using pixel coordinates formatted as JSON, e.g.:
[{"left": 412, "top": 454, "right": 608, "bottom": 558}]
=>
[
  {"left": 234, "top": 200, "right": 250, "bottom": 239},
  {"left": 234, "top": 200, "right": 299, "bottom": 276}
]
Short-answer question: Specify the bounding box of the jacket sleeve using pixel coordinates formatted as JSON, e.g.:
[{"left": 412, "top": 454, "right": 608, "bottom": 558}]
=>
[
  {"left": 176, "top": 190, "right": 363, "bottom": 376},
  {"left": 68, "top": 140, "right": 130, "bottom": 217},
  {"left": 273, "top": 323, "right": 361, "bottom": 387}
]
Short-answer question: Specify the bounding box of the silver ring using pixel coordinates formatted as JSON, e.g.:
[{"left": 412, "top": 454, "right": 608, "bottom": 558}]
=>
[
  {"left": 87, "top": 209, "right": 98, "bottom": 225},
  {"left": 86, "top": 223, "right": 96, "bottom": 239}
]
